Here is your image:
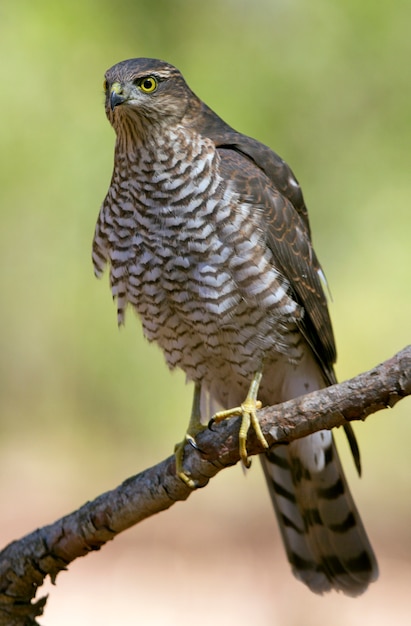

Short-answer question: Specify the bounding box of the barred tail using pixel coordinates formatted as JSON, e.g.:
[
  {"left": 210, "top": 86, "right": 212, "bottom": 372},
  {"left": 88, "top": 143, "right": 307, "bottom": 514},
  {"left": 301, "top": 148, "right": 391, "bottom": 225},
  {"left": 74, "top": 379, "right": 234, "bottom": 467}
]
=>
[{"left": 261, "top": 430, "right": 378, "bottom": 596}]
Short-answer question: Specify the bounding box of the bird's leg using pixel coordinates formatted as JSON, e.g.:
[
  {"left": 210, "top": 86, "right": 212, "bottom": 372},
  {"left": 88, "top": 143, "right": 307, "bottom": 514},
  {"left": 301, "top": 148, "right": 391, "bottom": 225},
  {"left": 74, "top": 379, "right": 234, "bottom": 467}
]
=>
[
  {"left": 209, "top": 371, "right": 268, "bottom": 468},
  {"left": 174, "top": 382, "right": 206, "bottom": 488}
]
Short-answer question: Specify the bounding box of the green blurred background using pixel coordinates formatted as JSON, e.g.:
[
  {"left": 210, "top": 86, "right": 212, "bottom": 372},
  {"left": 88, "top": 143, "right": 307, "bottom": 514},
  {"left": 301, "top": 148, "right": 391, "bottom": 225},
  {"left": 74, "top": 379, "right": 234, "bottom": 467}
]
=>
[{"left": 0, "top": 1, "right": 410, "bottom": 624}]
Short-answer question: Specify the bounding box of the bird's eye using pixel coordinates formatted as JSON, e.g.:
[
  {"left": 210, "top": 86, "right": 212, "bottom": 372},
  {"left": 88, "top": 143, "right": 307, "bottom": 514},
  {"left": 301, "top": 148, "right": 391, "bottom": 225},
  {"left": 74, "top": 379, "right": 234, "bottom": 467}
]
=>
[
  {"left": 139, "top": 76, "right": 158, "bottom": 93},
  {"left": 103, "top": 79, "right": 108, "bottom": 92}
]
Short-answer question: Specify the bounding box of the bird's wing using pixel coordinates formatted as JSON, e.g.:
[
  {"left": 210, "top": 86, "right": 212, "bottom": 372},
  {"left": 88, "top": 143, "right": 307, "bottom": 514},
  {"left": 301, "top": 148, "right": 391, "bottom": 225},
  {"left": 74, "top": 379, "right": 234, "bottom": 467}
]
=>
[
  {"left": 201, "top": 115, "right": 337, "bottom": 384},
  {"left": 219, "top": 139, "right": 365, "bottom": 473},
  {"left": 197, "top": 103, "right": 360, "bottom": 472},
  {"left": 195, "top": 102, "right": 311, "bottom": 232}
]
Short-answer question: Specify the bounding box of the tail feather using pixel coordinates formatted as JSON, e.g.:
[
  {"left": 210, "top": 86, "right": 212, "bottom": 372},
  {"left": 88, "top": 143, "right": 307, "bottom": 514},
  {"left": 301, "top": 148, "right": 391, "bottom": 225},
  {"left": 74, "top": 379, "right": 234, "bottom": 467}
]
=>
[
  {"left": 200, "top": 383, "right": 378, "bottom": 595},
  {"left": 261, "top": 431, "right": 378, "bottom": 596}
]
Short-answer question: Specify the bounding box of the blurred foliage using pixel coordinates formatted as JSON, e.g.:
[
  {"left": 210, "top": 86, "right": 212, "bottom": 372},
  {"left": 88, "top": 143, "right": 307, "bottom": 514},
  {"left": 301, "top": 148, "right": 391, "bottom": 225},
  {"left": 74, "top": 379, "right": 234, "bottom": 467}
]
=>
[{"left": 0, "top": 0, "right": 410, "bottom": 507}]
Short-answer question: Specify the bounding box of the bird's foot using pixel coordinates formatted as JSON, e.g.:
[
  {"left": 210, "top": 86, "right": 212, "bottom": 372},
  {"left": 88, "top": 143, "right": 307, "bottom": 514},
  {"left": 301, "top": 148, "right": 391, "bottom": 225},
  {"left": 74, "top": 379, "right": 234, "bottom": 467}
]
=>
[
  {"left": 209, "top": 372, "right": 268, "bottom": 468},
  {"left": 174, "top": 424, "right": 206, "bottom": 489},
  {"left": 175, "top": 383, "right": 206, "bottom": 488}
]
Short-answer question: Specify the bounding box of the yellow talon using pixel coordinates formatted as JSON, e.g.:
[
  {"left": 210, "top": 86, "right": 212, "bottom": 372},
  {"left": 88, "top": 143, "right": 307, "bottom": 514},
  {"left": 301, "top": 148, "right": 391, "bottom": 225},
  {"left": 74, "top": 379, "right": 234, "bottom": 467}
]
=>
[
  {"left": 210, "top": 372, "right": 268, "bottom": 468},
  {"left": 174, "top": 436, "right": 200, "bottom": 488},
  {"left": 174, "top": 383, "right": 205, "bottom": 488},
  {"left": 176, "top": 374, "right": 268, "bottom": 483}
]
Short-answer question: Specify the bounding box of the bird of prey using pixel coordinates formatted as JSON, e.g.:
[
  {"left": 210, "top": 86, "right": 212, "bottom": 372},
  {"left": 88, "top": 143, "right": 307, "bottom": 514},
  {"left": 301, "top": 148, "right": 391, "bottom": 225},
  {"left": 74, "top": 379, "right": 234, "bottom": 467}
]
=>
[{"left": 92, "top": 57, "right": 378, "bottom": 595}]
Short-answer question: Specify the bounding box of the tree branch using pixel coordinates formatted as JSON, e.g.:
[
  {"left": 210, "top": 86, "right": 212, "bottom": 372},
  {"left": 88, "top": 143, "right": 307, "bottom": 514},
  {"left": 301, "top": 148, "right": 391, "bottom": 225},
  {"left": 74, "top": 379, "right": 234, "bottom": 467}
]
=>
[{"left": 0, "top": 346, "right": 410, "bottom": 625}]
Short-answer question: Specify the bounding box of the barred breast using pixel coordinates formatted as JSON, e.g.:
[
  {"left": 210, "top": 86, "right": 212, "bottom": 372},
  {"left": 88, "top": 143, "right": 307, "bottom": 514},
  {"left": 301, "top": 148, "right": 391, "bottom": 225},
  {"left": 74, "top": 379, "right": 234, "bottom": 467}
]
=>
[{"left": 92, "top": 126, "right": 303, "bottom": 405}]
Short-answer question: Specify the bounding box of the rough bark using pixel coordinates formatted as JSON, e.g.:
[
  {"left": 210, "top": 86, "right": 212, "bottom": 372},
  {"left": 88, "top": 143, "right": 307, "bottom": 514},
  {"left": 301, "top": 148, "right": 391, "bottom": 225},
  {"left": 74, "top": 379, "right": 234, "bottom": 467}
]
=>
[{"left": 0, "top": 346, "right": 410, "bottom": 625}]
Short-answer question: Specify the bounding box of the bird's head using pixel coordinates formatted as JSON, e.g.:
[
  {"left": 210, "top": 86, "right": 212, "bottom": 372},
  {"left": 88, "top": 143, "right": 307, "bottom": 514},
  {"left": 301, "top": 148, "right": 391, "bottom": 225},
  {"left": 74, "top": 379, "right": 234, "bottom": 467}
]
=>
[{"left": 103, "top": 58, "right": 199, "bottom": 138}]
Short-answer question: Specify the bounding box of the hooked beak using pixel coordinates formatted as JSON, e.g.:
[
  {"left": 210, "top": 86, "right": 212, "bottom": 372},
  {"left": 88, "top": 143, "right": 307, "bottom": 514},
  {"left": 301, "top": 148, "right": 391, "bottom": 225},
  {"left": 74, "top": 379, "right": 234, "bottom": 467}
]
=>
[{"left": 109, "top": 82, "right": 126, "bottom": 110}]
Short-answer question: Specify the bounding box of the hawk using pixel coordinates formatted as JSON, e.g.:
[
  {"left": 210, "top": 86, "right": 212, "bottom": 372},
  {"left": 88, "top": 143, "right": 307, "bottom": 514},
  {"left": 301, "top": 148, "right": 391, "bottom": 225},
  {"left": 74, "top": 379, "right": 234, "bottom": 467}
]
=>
[{"left": 92, "top": 57, "right": 378, "bottom": 595}]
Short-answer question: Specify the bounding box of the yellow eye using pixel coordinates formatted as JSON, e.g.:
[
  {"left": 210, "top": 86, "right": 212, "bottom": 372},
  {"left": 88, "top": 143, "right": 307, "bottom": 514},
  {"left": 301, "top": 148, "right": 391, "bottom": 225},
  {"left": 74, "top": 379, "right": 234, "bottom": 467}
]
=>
[{"left": 139, "top": 76, "right": 158, "bottom": 93}]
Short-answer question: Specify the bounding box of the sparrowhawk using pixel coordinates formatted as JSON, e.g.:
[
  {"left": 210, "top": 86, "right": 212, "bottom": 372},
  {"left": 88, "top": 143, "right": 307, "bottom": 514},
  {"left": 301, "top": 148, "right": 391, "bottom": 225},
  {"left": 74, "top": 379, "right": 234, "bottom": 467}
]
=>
[{"left": 92, "top": 57, "right": 378, "bottom": 595}]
